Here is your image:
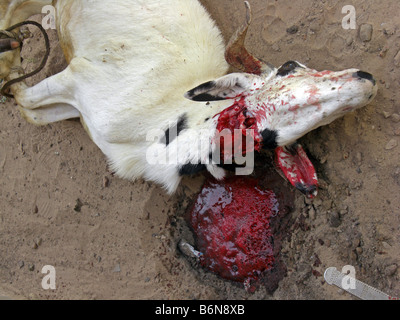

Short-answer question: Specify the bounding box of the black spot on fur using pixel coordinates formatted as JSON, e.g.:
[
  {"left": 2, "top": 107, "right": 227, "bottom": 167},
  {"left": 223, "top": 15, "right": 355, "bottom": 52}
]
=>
[
  {"left": 354, "top": 71, "right": 376, "bottom": 86},
  {"left": 179, "top": 163, "right": 206, "bottom": 176},
  {"left": 191, "top": 93, "right": 225, "bottom": 102},
  {"left": 185, "top": 81, "right": 226, "bottom": 102},
  {"left": 261, "top": 128, "right": 278, "bottom": 150},
  {"left": 209, "top": 151, "right": 250, "bottom": 171},
  {"left": 216, "top": 163, "right": 246, "bottom": 172},
  {"left": 163, "top": 115, "right": 187, "bottom": 146},
  {"left": 185, "top": 81, "right": 213, "bottom": 101},
  {"left": 277, "top": 61, "right": 301, "bottom": 77}
]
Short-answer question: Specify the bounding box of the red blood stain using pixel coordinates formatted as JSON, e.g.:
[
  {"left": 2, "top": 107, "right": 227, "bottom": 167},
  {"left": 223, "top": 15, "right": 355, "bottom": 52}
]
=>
[
  {"left": 214, "top": 97, "right": 262, "bottom": 162},
  {"left": 190, "top": 176, "right": 279, "bottom": 285},
  {"left": 275, "top": 144, "right": 318, "bottom": 198},
  {"left": 306, "top": 85, "right": 322, "bottom": 110},
  {"left": 289, "top": 104, "right": 300, "bottom": 114},
  {"left": 312, "top": 70, "right": 333, "bottom": 77}
]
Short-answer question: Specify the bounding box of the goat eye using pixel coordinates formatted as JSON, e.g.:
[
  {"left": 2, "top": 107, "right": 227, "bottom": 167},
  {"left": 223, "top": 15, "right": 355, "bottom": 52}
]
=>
[{"left": 277, "top": 61, "right": 300, "bottom": 77}]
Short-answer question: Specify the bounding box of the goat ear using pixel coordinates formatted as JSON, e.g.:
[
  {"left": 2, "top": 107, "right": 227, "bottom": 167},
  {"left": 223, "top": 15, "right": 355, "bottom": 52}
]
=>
[{"left": 184, "top": 73, "right": 254, "bottom": 102}]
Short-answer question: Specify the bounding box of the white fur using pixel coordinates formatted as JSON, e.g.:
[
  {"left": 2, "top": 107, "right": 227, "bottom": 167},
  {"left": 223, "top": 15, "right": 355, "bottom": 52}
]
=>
[
  {"left": 1, "top": 0, "right": 232, "bottom": 192},
  {"left": 0, "top": 0, "right": 377, "bottom": 193}
]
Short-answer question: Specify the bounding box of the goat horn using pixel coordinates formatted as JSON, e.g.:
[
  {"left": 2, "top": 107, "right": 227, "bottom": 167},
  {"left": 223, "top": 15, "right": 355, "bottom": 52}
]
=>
[{"left": 225, "top": 1, "right": 273, "bottom": 76}]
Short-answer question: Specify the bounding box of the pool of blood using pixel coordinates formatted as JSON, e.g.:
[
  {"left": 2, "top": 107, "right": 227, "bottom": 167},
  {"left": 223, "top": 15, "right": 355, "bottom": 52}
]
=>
[{"left": 189, "top": 176, "right": 280, "bottom": 285}]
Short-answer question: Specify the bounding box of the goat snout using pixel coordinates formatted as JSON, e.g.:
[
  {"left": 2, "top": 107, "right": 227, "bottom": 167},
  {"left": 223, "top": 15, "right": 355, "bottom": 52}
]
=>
[{"left": 353, "top": 71, "right": 376, "bottom": 86}]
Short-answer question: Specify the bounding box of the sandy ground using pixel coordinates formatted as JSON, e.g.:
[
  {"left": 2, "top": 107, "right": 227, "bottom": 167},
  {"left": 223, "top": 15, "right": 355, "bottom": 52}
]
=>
[{"left": 0, "top": 0, "right": 399, "bottom": 300}]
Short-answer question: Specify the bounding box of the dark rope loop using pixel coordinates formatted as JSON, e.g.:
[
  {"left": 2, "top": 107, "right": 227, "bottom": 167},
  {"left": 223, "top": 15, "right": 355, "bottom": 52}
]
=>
[{"left": 1, "top": 20, "right": 50, "bottom": 98}]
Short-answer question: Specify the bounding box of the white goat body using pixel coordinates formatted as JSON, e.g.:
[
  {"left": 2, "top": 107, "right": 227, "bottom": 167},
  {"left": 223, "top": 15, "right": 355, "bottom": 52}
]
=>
[
  {"left": 0, "top": 0, "right": 377, "bottom": 195},
  {"left": 2, "top": 0, "right": 233, "bottom": 192}
]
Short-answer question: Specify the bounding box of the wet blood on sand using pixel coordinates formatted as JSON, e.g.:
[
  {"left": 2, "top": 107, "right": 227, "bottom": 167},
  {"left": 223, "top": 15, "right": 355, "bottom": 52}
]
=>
[{"left": 189, "top": 176, "right": 281, "bottom": 291}]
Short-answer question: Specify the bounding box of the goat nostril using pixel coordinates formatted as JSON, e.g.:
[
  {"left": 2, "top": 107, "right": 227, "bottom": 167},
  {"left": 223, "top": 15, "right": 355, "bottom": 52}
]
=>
[{"left": 354, "top": 71, "right": 376, "bottom": 85}]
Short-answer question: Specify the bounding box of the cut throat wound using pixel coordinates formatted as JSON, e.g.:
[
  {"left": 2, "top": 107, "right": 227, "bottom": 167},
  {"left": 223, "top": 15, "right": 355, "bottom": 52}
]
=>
[
  {"left": 214, "top": 100, "right": 318, "bottom": 198},
  {"left": 214, "top": 97, "right": 262, "bottom": 163}
]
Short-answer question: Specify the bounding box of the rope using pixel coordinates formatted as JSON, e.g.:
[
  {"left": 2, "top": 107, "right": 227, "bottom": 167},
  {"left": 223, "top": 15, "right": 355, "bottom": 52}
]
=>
[
  {"left": 1, "top": 20, "right": 50, "bottom": 98},
  {"left": 0, "top": 29, "right": 18, "bottom": 39}
]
